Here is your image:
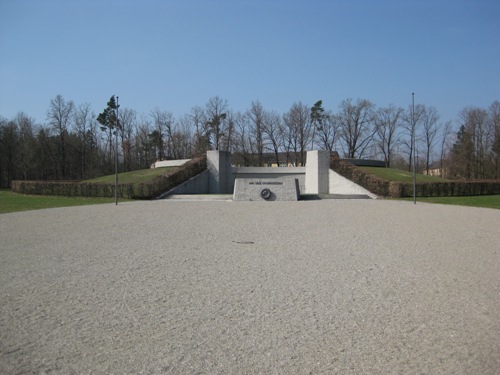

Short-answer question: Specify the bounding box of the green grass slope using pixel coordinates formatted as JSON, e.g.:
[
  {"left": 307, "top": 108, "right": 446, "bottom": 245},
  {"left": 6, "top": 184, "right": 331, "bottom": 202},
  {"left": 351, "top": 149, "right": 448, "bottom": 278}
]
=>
[
  {"left": 84, "top": 167, "right": 174, "bottom": 185},
  {"left": 0, "top": 189, "right": 118, "bottom": 214},
  {"left": 359, "top": 166, "right": 448, "bottom": 183},
  {"left": 402, "top": 195, "right": 500, "bottom": 209}
]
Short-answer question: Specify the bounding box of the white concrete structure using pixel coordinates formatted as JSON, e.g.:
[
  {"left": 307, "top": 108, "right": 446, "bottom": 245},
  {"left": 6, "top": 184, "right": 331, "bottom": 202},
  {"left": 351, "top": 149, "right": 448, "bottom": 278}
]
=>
[
  {"left": 233, "top": 178, "right": 300, "bottom": 201},
  {"left": 329, "top": 169, "right": 378, "bottom": 198},
  {"left": 232, "top": 167, "right": 306, "bottom": 194},
  {"left": 207, "top": 151, "right": 232, "bottom": 194},
  {"left": 151, "top": 159, "right": 191, "bottom": 168},
  {"left": 161, "top": 150, "right": 378, "bottom": 199},
  {"left": 305, "top": 150, "right": 330, "bottom": 194}
]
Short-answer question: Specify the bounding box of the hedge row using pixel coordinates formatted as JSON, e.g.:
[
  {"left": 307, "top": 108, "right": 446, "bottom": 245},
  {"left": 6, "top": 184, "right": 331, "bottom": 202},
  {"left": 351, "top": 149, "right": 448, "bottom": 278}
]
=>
[
  {"left": 330, "top": 156, "right": 500, "bottom": 197},
  {"left": 11, "top": 156, "right": 207, "bottom": 200},
  {"left": 131, "top": 156, "right": 206, "bottom": 199},
  {"left": 391, "top": 180, "right": 500, "bottom": 198},
  {"left": 11, "top": 180, "right": 134, "bottom": 198}
]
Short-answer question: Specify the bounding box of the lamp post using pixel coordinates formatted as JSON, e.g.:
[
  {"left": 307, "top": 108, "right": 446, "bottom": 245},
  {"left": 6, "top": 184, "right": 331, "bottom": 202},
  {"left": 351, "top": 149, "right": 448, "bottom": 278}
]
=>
[
  {"left": 115, "top": 96, "right": 119, "bottom": 206},
  {"left": 412, "top": 93, "right": 416, "bottom": 205}
]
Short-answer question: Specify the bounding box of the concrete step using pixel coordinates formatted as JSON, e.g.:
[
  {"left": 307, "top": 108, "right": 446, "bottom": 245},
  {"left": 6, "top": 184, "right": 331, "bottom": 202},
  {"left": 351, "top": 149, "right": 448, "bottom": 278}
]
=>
[
  {"left": 300, "top": 194, "right": 373, "bottom": 200},
  {"left": 162, "top": 194, "right": 233, "bottom": 201},
  {"left": 163, "top": 193, "right": 373, "bottom": 201}
]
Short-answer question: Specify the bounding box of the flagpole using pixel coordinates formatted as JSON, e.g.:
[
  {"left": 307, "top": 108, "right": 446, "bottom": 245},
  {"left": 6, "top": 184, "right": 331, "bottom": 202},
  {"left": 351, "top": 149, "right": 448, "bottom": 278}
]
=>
[
  {"left": 412, "top": 93, "right": 416, "bottom": 205},
  {"left": 115, "top": 96, "right": 119, "bottom": 206}
]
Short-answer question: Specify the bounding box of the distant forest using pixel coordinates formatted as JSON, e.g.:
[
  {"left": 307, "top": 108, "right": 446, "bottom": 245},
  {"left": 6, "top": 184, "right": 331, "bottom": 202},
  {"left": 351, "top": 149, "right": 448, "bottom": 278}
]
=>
[{"left": 1, "top": 95, "right": 499, "bottom": 188}]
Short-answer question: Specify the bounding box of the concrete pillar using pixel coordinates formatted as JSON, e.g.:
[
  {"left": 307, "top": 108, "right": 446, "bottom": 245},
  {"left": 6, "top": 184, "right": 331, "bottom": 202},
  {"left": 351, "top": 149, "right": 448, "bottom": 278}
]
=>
[
  {"left": 207, "top": 150, "right": 232, "bottom": 193},
  {"left": 305, "top": 150, "right": 330, "bottom": 194}
]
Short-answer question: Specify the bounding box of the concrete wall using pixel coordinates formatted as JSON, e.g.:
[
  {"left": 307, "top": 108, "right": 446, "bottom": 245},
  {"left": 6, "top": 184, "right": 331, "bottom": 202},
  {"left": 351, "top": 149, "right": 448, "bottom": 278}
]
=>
[
  {"left": 162, "top": 151, "right": 376, "bottom": 199},
  {"left": 305, "top": 150, "right": 330, "bottom": 194},
  {"left": 207, "top": 151, "right": 232, "bottom": 194},
  {"left": 151, "top": 159, "right": 191, "bottom": 168},
  {"left": 233, "top": 177, "right": 300, "bottom": 201},
  {"left": 160, "top": 170, "right": 209, "bottom": 196},
  {"left": 329, "top": 169, "right": 378, "bottom": 198},
  {"left": 232, "top": 167, "right": 306, "bottom": 194}
]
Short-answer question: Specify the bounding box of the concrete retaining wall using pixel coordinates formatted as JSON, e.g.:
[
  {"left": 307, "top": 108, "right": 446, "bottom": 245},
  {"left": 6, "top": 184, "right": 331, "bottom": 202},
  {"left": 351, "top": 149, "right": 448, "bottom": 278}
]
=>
[
  {"left": 208, "top": 151, "right": 233, "bottom": 194},
  {"left": 151, "top": 159, "right": 191, "bottom": 168},
  {"left": 232, "top": 167, "right": 306, "bottom": 194},
  {"left": 329, "top": 169, "right": 378, "bottom": 198},
  {"left": 305, "top": 150, "right": 330, "bottom": 194},
  {"left": 160, "top": 170, "right": 209, "bottom": 197},
  {"left": 161, "top": 151, "right": 378, "bottom": 199},
  {"left": 233, "top": 177, "right": 300, "bottom": 201}
]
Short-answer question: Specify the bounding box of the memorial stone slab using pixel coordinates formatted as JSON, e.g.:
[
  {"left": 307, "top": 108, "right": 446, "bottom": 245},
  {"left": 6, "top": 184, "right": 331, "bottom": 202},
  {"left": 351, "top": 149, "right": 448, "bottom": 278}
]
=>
[{"left": 233, "top": 177, "right": 300, "bottom": 201}]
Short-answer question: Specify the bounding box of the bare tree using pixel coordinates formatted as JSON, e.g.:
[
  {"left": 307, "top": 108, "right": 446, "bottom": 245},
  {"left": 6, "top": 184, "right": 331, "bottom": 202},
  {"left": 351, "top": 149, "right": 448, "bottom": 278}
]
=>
[
  {"left": 439, "top": 120, "right": 453, "bottom": 177},
  {"left": 373, "top": 105, "right": 403, "bottom": 167},
  {"left": 282, "top": 114, "right": 296, "bottom": 166},
  {"left": 0, "top": 116, "right": 11, "bottom": 186},
  {"left": 402, "top": 104, "right": 425, "bottom": 171},
  {"left": 35, "top": 126, "right": 58, "bottom": 180},
  {"left": 205, "top": 96, "right": 229, "bottom": 151},
  {"left": 171, "top": 115, "right": 193, "bottom": 159},
  {"left": 451, "top": 124, "right": 474, "bottom": 178},
  {"left": 338, "top": 98, "right": 375, "bottom": 159},
  {"left": 460, "top": 107, "right": 489, "bottom": 178},
  {"left": 47, "top": 95, "right": 75, "bottom": 179},
  {"left": 218, "top": 110, "right": 236, "bottom": 153},
  {"left": 12, "top": 113, "right": 37, "bottom": 180},
  {"left": 150, "top": 108, "right": 174, "bottom": 160},
  {"left": 421, "top": 106, "right": 440, "bottom": 174},
  {"left": 190, "top": 106, "right": 209, "bottom": 156},
  {"left": 490, "top": 101, "right": 500, "bottom": 178},
  {"left": 311, "top": 100, "right": 337, "bottom": 152},
  {"left": 74, "top": 103, "right": 93, "bottom": 179},
  {"left": 246, "top": 100, "right": 265, "bottom": 165},
  {"left": 134, "top": 115, "right": 153, "bottom": 168},
  {"left": 232, "top": 112, "right": 255, "bottom": 165},
  {"left": 283, "top": 102, "right": 311, "bottom": 166},
  {"left": 0, "top": 117, "right": 20, "bottom": 186},
  {"left": 263, "top": 110, "right": 284, "bottom": 166},
  {"left": 119, "top": 108, "right": 136, "bottom": 171}
]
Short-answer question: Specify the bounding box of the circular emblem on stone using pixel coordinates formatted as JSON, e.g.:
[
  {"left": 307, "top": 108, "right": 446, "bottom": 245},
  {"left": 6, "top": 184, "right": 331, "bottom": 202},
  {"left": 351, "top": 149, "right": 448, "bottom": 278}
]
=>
[{"left": 260, "top": 188, "right": 272, "bottom": 200}]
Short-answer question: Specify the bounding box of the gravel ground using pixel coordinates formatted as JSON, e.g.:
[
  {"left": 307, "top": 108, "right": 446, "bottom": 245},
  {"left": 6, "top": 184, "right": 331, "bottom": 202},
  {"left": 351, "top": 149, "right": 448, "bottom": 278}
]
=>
[{"left": 0, "top": 199, "right": 499, "bottom": 374}]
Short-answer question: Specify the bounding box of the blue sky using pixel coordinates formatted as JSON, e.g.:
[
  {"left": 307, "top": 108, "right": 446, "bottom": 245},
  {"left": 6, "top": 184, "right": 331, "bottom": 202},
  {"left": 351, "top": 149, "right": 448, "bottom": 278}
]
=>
[{"left": 1, "top": 0, "right": 499, "bottom": 127}]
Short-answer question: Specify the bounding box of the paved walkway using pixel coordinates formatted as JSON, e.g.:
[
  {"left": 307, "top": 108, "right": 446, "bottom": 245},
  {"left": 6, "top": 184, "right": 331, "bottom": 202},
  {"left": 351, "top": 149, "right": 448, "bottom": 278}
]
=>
[{"left": 1, "top": 200, "right": 499, "bottom": 374}]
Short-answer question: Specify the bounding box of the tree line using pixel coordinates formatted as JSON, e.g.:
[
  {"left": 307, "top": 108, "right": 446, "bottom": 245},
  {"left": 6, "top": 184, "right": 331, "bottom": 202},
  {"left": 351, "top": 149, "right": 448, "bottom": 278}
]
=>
[{"left": 1, "top": 95, "right": 499, "bottom": 188}]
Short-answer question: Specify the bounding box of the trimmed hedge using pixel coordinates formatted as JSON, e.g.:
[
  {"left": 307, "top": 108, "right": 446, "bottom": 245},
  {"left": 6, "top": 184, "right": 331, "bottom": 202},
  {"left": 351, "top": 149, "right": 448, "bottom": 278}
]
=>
[
  {"left": 11, "top": 180, "right": 134, "bottom": 198},
  {"left": 330, "top": 155, "right": 500, "bottom": 198},
  {"left": 393, "top": 180, "right": 500, "bottom": 198},
  {"left": 132, "top": 156, "right": 206, "bottom": 199},
  {"left": 11, "top": 156, "right": 207, "bottom": 200}
]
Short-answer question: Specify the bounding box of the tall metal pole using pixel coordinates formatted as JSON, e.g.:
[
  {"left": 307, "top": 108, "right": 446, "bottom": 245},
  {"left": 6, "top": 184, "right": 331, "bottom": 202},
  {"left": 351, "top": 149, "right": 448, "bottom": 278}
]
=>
[
  {"left": 412, "top": 93, "right": 416, "bottom": 205},
  {"left": 115, "top": 96, "right": 119, "bottom": 206}
]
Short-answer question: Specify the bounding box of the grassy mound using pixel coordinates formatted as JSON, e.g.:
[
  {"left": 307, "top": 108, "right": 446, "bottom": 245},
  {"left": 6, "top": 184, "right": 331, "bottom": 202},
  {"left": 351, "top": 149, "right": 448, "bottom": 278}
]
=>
[
  {"left": 0, "top": 189, "right": 118, "bottom": 214},
  {"left": 84, "top": 167, "right": 174, "bottom": 185},
  {"left": 359, "top": 166, "right": 448, "bottom": 183},
  {"left": 402, "top": 195, "right": 500, "bottom": 209}
]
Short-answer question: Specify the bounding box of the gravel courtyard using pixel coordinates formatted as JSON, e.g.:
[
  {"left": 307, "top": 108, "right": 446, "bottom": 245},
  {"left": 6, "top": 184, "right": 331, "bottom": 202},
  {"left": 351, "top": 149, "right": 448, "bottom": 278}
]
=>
[{"left": 1, "top": 199, "right": 499, "bottom": 374}]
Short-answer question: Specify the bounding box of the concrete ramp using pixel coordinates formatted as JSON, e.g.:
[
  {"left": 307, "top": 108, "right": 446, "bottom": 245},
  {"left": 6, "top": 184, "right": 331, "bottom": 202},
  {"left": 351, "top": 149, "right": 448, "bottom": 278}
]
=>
[
  {"left": 329, "top": 169, "right": 378, "bottom": 199},
  {"left": 164, "top": 194, "right": 232, "bottom": 201}
]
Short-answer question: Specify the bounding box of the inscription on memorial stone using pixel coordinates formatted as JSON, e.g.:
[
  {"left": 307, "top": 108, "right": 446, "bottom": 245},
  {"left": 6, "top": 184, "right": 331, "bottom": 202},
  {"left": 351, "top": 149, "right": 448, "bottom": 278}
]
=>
[
  {"left": 233, "top": 178, "right": 299, "bottom": 201},
  {"left": 249, "top": 181, "right": 284, "bottom": 185}
]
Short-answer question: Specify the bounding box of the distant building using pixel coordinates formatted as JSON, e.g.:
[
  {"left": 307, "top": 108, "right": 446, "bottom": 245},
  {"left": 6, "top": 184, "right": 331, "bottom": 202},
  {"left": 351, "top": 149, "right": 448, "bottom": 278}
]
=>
[{"left": 422, "top": 162, "right": 449, "bottom": 177}]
